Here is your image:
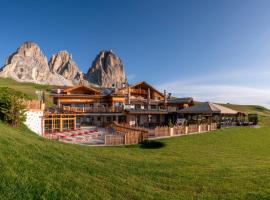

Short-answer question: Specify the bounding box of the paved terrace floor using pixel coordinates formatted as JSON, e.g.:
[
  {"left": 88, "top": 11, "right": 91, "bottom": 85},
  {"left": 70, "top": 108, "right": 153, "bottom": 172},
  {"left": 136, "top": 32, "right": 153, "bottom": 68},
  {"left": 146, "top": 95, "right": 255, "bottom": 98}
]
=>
[{"left": 51, "top": 127, "right": 107, "bottom": 145}]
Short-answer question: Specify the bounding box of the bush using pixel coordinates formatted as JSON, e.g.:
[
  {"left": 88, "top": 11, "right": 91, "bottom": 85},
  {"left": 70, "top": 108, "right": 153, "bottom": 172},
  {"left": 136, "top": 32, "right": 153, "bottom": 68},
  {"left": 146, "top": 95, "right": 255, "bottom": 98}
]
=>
[{"left": 0, "top": 87, "right": 29, "bottom": 127}]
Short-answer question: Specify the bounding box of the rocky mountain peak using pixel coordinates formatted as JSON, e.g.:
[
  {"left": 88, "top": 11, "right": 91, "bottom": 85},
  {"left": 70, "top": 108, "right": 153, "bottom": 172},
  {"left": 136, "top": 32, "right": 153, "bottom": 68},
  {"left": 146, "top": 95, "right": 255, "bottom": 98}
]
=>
[
  {"left": 0, "top": 41, "right": 51, "bottom": 82},
  {"left": 0, "top": 42, "right": 127, "bottom": 87},
  {"left": 0, "top": 42, "right": 73, "bottom": 86},
  {"left": 49, "top": 50, "right": 82, "bottom": 81},
  {"left": 87, "top": 50, "right": 127, "bottom": 88}
]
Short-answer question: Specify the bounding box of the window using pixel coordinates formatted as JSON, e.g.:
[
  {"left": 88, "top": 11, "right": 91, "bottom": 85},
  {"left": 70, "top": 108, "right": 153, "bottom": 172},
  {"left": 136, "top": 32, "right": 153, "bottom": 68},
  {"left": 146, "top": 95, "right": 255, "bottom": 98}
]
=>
[
  {"left": 151, "top": 105, "right": 157, "bottom": 109},
  {"left": 157, "top": 115, "right": 160, "bottom": 123},
  {"left": 44, "top": 120, "right": 53, "bottom": 133},
  {"left": 135, "top": 104, "right": 141, "bottom": 109},
  {"left": 63, "top": 119, "right": 74, "bottom": 131},
  {"left": 114, "top": 102, "right": 123, "bottom": 107}
]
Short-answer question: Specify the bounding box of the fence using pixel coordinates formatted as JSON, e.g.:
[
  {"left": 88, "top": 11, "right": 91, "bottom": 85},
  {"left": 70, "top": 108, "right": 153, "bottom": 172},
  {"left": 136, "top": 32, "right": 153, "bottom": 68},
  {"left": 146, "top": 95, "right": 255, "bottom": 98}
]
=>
[
  {"left": 105, "top": 134, "right": 125, "bottom": 145},
  {"left": 105, "top": 122, "right": 218, "bottom": 145},
  {"left": 106, "top": 122, "right": 149, "bottom": 145},
  {"left": 24, "top": 100, "right": 45, "bottom": 110},
  {"left": 152, "top": 123, "right": 218, "bottom": 137},
  {"left": 154, "top": 126, "right": 170, "bottom": 137},
  {"left": 200, "top": 123, "right": 208, "bottom": 132},
  {"left": 211, "top": 123, "right": 217, "bottom": 130},
  {"left": 188, "top": 124, "right": 198, "bottom": 133},
  {"left": 173, "top": 126, "right": 186, "bottom": 135},
  {"left": 63, "top": 106, "right": 123, "bottom": 113}
]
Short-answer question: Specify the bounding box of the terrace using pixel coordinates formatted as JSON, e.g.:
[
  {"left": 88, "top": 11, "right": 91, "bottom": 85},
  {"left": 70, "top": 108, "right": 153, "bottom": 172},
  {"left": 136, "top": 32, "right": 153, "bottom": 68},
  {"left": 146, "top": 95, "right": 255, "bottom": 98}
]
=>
[{"left": 44, "top": 127, "right": 106, "bottom": 145}]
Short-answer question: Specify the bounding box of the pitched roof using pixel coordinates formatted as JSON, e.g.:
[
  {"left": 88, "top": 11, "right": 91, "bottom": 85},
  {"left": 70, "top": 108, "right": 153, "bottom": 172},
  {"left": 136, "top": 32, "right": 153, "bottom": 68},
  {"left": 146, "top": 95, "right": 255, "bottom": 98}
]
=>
[
  {"left": 167, "top": 97, "right": 193, "bottom": 104},
  {"left": 129, "top": 81, "right": 164, "bottom": 97},
  {"left": 64, "top": 85, "right": 100, "bottom": 94},
  {"left": 178, "top": 102, "right": 238, "bottom": 115}
]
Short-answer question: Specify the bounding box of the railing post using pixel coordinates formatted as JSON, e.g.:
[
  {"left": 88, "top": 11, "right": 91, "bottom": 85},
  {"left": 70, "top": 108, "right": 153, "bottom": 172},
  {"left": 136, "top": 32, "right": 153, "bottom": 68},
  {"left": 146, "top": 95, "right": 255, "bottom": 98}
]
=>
[
  {"left": 170, "top": 127, "right": 174, "bottom": 136},
  {"left": 185, "top": 126, "right": 188, "bottom": 134}
]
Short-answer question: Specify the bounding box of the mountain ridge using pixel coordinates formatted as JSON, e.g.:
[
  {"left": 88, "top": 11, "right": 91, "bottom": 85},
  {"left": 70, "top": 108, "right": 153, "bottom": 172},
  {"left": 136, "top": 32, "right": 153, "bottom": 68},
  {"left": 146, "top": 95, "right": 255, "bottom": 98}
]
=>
[{"left": 0, "top": 41, "right": 127, "bottom": 88}]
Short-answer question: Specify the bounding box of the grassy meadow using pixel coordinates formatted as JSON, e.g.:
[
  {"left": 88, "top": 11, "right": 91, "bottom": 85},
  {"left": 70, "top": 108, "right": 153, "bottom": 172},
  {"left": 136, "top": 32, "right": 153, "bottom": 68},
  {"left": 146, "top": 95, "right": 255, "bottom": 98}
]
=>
[
  {"left": 0, "top": 77, "right": 53, "bottom": 105},
  {"left": 1, "top": 123, "right": 270, "bottom": 199},
  {"left": 0, "top": 77, "right": 270, "bottom": 199}
]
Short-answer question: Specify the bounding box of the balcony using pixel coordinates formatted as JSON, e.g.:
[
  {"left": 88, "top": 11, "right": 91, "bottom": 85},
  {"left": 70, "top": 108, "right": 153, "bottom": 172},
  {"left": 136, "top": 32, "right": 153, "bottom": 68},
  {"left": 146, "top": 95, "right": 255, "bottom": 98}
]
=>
[
  {"left": 63, "top": 106, "right": 124, "bottom": 113},
  {"left": 131, "top": 89, "right": 147, "bottom": 95},
  {"left": 125, "top": 106, "right": 169, "bottom": 114},
  {"left": 124, "top": 104, "right": 178, "bottom": 114}
]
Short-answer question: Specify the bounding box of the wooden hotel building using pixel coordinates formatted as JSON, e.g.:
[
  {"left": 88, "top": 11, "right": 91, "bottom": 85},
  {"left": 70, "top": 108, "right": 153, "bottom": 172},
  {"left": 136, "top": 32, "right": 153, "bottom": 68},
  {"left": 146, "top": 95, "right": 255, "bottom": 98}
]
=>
[{"left": 44, "top": 81, "right": 194, "bottom": 133}]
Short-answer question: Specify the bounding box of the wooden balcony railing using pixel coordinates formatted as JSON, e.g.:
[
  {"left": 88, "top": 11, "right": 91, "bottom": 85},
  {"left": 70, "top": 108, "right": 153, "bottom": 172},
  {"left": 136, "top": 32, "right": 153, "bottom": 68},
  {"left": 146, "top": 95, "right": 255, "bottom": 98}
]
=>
[
  {"left": 131, "top": 89, "right": 147, "bottom": 94},
  {"left": 62, "top": 106, "right": 124, "bottom": 113}
]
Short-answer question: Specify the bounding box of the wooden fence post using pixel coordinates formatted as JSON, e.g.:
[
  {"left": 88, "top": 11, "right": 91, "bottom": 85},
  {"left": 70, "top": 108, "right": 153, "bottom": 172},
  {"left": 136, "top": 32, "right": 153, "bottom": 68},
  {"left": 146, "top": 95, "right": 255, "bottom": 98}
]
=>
[{"left": 170, "top": 127, "right": 174, "bottom": 136}]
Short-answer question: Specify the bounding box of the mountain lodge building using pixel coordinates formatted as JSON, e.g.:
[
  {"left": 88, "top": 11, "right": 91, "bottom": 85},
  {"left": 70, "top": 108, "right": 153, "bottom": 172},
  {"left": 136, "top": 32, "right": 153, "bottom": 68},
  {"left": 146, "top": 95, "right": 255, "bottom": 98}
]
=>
[{"left": 44, "top": 81, "right": 194, "bottom": 133}]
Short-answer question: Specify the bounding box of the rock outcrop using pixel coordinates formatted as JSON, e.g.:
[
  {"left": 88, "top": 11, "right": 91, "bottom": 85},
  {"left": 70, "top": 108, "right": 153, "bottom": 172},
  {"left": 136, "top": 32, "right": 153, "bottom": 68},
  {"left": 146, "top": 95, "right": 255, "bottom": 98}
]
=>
[
  {"left": 87, "top": 50, "right": 127, "bottom": 88},
  {"left": 0, "top": 42, "right": 128, "bottom": 87},
  {"left": 49, "top": 51, "right": 83, "bottom": 82},
  {"left": 0, "top": 42, "right": 74, "bottom": 86}
]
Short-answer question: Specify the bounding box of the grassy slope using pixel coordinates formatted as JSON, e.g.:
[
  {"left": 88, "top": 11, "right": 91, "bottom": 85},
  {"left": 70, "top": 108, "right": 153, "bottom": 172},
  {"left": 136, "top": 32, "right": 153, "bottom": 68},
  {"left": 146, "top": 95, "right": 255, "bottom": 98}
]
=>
[
  {"left": 0, "top": 77, "right": 53, "bottom": 105},
  {"left": 1, "top": 123, "right": 270, "bottom": 199},
  {"left": 1, "top": 78, "right": 270, "bottom": 199},
  {"left": 221, "top": 104, "right": 270, "bottom": 126}
]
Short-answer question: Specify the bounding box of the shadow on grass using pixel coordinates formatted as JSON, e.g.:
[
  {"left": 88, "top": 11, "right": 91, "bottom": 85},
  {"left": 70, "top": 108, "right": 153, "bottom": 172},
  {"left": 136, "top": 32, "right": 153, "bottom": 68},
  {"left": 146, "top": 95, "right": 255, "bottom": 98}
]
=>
[{"left": 139, "top": 140, "right": 166, "bottom": 149}]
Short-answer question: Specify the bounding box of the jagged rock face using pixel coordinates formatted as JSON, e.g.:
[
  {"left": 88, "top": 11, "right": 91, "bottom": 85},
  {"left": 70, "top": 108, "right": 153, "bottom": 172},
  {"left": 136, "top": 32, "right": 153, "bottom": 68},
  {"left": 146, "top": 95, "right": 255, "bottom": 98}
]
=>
[
  {"left": 0, "top": 42, "right": 127, "bottom": 87},
  {"left": 49, "top": 51, "right": 82, "bottom": 81},
  {"left": 0, "top": 42, "right": 74, "bottom": 86},
  {"left": 0, "top": 42, "right": 51, "bottom": 83},
  {"left": 87, "top": 50, "right": 126, "bottom": 88}
]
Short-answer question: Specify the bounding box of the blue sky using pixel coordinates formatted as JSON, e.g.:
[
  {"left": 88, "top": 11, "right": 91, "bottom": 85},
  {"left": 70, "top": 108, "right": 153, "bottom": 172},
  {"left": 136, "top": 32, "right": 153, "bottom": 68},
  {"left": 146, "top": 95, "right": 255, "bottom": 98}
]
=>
[{"left": 1, "top": 0, "right": 270, "bottom": 107}]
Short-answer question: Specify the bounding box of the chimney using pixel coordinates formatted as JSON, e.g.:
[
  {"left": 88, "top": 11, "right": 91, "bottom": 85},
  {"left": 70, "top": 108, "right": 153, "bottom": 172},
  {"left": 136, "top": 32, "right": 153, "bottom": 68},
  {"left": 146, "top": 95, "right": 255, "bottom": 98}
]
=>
[
  {"left": 147, "top": 88, "right": 151, "bottom": 102},
  {"left": 127, "top": 86, "right": 131, "bottom": 104},
  {"left": 168, "top": 93, "right": 172, "bottom": 99},
  {"left": 147, "top": 88, "right": 151, "bottom": 109},
  {"left": 164, "top": 90, "right": 167, "bottom": 107}
]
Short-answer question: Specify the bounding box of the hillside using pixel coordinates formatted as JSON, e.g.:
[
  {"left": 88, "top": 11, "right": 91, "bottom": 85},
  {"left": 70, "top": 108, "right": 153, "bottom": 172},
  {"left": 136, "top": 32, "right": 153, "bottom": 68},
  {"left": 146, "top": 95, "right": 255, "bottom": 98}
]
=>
[
  {"left": 0, "top": 77, "right": 53, "bottom": 105},
  {"left": 1, "top": 78, "right": 270, "bottom": 199},
  {"left": 221, "top": 103, "right": 270, "bottom": 126},
  {"left": 221, "top": 103, "right": 270, "bottom": 116},
  {"left": 1, "top": 122, "right": 270, "bottom": 199}
]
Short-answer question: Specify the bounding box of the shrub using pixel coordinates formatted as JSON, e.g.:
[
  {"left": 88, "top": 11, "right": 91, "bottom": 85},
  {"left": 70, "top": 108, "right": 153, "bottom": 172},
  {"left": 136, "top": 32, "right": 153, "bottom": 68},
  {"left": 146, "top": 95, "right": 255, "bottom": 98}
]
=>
[{"left": 0, "top": 87, "right": 29, "bottom": 127}]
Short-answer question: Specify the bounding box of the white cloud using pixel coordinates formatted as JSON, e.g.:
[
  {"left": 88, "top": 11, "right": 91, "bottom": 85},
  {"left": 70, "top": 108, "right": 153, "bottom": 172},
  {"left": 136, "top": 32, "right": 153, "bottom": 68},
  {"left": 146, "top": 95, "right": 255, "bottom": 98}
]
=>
[{"left": 157, "top": 69, "right": 270, "bottom": 108}]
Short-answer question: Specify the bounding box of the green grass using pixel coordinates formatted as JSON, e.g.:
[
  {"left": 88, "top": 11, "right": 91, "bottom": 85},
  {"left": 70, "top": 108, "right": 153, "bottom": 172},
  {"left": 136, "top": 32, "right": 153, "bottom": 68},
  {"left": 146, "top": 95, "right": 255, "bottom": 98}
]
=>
[
  {"left": 1, "top": 122, "right": 270, "bottom": 199},
  {"left": 221, "top": 104, "right": 270, "bottom": 126},
  {"left": 0, "top": 77, "right": 53, "bottom": 105},
  {"left": 1, "top": 78, "right": 270, "bottom": 199}
]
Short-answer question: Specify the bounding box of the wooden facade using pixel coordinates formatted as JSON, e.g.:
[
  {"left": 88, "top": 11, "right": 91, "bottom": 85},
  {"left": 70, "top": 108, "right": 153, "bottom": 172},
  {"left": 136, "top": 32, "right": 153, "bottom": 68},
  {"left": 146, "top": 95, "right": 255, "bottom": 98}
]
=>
[{"left": 45, "top": 81, "right": 194, "bottom": 132}]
